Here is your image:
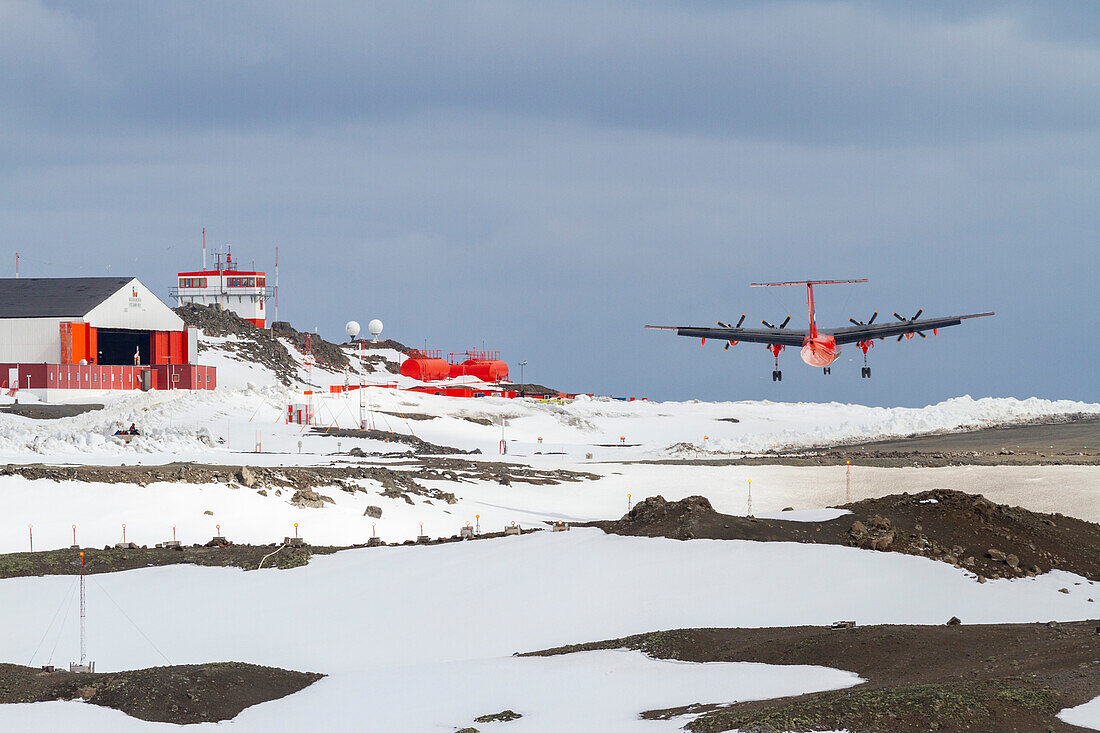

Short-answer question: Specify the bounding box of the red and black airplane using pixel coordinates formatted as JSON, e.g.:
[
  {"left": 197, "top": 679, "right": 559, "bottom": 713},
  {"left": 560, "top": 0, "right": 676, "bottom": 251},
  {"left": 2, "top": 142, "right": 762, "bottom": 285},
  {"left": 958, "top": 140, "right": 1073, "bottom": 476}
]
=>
[{"left": 646, "top": 279, "right": 993, "bottom": 381}]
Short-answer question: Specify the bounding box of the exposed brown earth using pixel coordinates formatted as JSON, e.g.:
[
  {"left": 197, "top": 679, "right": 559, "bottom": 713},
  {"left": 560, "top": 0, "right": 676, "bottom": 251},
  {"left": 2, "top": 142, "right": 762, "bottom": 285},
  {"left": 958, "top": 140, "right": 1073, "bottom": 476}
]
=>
[
  {"left": 525, "top": 621, "right": 1100, "bottom": 732},
  {"left": 0, "top": 403, "right": 104, "bottom": 419},
  {"left": 0, "top": 458, "right": 597, "bottom": 508},
  {"left": 592, "top": 489, "right": 1100, "bottom": 581},
  {"left": 0, "top": 662, "right": 321, "bottom": 724},
  {"left": 649, "top": 416, "right": 1100, "bottom": 467},
  {"left": 0, "top": 544, "right": 340, "bottom": 578},
  {"left": 176, "top": 304, "right": 407, "bottom": 384},
  {"left": 311, "top": 426, "right": 479, "bottom": 454},
  {"left": 0, "top": 523, "right": 547, "bottom": 580}
]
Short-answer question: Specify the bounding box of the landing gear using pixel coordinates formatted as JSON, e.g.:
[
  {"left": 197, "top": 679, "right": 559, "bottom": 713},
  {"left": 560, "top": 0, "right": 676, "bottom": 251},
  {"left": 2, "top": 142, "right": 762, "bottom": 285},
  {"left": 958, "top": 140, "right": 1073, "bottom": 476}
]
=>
[
  {"left": 823, "top": 367, "right": 831, "bottom": 375},
  {"left": 857, "top": 340, "right": 873, "bottom": 379},
  {"left": 769, "top": 345, "right": 783, "bottom": 382},
  {"left": 772, "top": 370, "right": 783, "bottom": 382}
]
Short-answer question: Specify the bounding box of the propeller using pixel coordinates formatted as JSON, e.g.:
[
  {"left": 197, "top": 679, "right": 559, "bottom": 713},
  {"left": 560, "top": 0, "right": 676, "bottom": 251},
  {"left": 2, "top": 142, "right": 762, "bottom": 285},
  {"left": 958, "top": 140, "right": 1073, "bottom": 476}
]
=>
[
  {"left": 848, "top": 311, "right": 878, "bottom": 327},
  {"left": 761, "top": 315, "right": 791, "bottom": 329},
  {"left": 893, "top": 309, "right": 923, "bottom": 322},
  {"left": 719, "top": 315, "right": 747, "bottom": 350},
  {"left": 716, "top": 314, "right": 747, "bottom": 329},
  {"left": 893, "top": 308, "right": 926, "bottom": 341}
]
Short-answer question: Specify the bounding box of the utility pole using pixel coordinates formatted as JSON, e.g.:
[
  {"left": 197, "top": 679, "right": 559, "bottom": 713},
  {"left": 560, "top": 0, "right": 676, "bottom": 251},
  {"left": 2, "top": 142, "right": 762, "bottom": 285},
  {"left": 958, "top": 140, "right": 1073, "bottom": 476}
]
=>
[{"left": 517, "top": 360, "right": 527, "bottom": 396}]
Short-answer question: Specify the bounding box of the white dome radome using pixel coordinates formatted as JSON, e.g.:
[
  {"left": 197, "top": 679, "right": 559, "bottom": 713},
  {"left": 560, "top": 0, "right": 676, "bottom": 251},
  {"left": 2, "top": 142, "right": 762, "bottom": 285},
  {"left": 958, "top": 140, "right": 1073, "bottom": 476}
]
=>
[
  {"left": 367, "top": 319, "right": 384, "bottom": 340},
  {"left": 345, "top": 321, "right": 361, "bottom": 340}
]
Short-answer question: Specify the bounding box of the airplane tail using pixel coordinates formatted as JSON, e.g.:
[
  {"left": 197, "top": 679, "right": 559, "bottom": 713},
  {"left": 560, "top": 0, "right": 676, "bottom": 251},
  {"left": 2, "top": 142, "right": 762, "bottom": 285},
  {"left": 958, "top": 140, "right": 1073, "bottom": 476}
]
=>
[{"left": 749, "top": 279, "right": 868, "bottom": 338}]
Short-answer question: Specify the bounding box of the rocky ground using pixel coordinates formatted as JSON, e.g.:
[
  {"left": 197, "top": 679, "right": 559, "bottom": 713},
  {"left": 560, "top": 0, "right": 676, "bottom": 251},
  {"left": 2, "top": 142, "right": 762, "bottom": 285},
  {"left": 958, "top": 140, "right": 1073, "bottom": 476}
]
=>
[
  {"left": 0, "top": 457, "right": 597, "bottom": 511},
  {"left": 0, "top": 522, "right": 549, "bottom": 580},
  {"left": 593, "top": 489, "right": 1100, "bottom": 582},
  {"left": 0, "top": 403, "right": 104, "bottom": 419},
  {"left": 526, "top": 620, "right": 1100, "bottom": 732},
  {"left": 648, "top": 417, "right": 1100, "bottom": 467},
  {"left": 0, "top": 662, "right": 321, "bottom": 724},
  {"left": 176, "top": 303, "right": 408, "bottom": 385}
]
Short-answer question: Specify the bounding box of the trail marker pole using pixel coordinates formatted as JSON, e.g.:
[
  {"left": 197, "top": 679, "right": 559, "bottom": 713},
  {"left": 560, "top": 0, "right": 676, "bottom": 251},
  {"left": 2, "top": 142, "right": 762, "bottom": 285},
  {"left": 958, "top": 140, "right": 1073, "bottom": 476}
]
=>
[
  {"left": 172, "top": 525, "right": 177, "bottom": 542},
  {"left": 475, "top": 515, "right": 480, "bottom": 535},
  {"left": 627, "top": 493, "right": 632, "bottom": 511},
  {"left": 845, "top": 461, "right": 851, "bottom": 503},
  {"left": 294, "top": 522, "right": 299, "bottom": 539},
  {"left": 72, "top": 524, "right": 77, "bottom": 548},
  {"left": 28, "top": 524, "right": 32, "bottom": 553},
  {"left": 747, "top": 479, "right": 753, "bottom": 518},
  {"left": 121, "top": 524, "right": 126, "bottom": 544}
]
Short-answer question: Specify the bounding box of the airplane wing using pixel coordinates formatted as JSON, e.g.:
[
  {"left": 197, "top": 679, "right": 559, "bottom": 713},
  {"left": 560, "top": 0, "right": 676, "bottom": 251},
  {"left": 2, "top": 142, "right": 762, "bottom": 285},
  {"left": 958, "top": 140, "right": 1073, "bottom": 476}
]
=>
[
  {"left": 828, "top": 312, "right": 994, "bottom": 345},
  {"left": 645, "top": 325, "right": 808, "bottom": 347}
]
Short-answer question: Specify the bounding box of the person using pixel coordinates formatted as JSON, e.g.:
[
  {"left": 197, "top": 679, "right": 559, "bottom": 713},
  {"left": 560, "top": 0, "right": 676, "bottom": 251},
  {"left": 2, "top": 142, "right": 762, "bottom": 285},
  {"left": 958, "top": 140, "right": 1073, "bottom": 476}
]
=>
[
  {"left": 128, "top": 423, "right": 139, "bottom": 435},
  {"left": 133, "top": 346, "right": 141, "bottom": 366}
]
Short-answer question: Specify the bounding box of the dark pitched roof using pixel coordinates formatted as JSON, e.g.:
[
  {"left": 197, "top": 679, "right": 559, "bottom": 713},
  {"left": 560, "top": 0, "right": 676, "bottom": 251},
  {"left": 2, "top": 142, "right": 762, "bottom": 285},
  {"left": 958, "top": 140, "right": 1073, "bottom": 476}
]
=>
[{"left": 0, "top": 277, "right": 135, "bottom": 318}]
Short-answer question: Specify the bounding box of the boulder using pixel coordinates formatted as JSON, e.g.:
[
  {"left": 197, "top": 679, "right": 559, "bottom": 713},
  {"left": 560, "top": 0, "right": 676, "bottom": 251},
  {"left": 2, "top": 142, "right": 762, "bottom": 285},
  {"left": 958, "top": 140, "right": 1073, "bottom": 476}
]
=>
[
  {"left": 237, "top": 466, "right": 256, "bottom": 487},
  {"left": 987, "top": 549, "right": 1006, "bottom": 562},
  {"left": 1005, "top": 554, "right": 1020, "bottom": 569},
  {"left": 363, "top": 505, "right": 383, "bottom": 519},
  {"left": 291, "top": 490, "right": 334, "bottom": 509},
  {"left": 848, "top": 521, "right": 868, "bottom": 539},
  {"left": 871, "top": 531, "right": 895, "bottom": 552},
  {"left": 870, "top": 515, "right": 891, "bottom": 529},
  {"left": 946, "top": 616, "right": 961, "bottom": 626}
]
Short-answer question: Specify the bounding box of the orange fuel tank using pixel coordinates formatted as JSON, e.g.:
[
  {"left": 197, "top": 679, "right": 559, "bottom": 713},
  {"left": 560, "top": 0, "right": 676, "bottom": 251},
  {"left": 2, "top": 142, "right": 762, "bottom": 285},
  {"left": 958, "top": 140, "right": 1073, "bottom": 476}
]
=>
[
  {"left": 400, "top": 357, "right": 452, "bottom": 381},
  {"left": 449, "top": 359, "right": 509, "bottom": 382}
]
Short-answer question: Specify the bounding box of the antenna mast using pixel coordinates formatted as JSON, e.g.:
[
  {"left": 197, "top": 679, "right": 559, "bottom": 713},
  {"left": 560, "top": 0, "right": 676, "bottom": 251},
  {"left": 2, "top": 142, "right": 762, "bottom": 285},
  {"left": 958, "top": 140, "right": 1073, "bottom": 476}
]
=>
[
  {"left": 15, "top": 252, "right": 19, "bottom": 278},
  {"left": 274, "top": 246, "right": 279, "bottom": 324},
  {"left": 78, "top": 551, "right": 87, "bottom": 667},
  {"left": 202, "top": 228, "right": 207, "bottom": 270}
]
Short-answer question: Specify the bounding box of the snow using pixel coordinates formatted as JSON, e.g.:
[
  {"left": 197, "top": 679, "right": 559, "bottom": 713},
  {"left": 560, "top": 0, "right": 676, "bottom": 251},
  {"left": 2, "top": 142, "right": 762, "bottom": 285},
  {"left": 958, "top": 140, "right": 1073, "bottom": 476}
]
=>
[
  {"left": 1059, "top": 695, "right": 1100, "bottom": 730},
  {"left": 0, "top": 654, "right": 861, "bottom": 732},
  {"left": 1, "top": 530, "right": 1098, "bottom": 731},
  {"left": 0, "top": 331, "right": 1097, "bottom": 729}
]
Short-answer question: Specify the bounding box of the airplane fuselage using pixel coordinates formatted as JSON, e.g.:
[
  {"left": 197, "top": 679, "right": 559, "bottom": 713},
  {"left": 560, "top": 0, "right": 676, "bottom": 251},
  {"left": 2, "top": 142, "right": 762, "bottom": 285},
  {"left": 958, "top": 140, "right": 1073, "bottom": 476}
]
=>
[{"left": 800, "top": 334, "right": 840, "bottom": 367}]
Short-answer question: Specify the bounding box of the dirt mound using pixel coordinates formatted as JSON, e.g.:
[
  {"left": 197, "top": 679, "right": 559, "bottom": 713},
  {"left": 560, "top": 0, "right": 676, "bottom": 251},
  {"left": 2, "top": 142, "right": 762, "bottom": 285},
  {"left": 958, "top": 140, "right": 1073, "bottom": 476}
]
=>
[
  {"left": 595, "top": 490, "right": 1100, "bottom": 581},
  {"left": 613, "top": 495, "right": 721, "bottom": 540},
  {"left": 527, "top": 621, "right": 1100, "bottom": 732},
  {"left": 0, "top": 662, "right": 321, "bottom": 724}
]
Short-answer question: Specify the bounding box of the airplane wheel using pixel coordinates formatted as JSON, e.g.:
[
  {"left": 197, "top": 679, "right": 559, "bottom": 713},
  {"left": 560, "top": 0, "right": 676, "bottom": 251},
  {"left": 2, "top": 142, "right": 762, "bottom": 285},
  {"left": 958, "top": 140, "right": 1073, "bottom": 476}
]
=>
[
  {"left": 823, "top": 367, "right": 831, "bottom": 375},
  {"left": 866, "top": 367, "right": 871, "bottom": 378},
  {"left": 777, "top": 370, "right": 783, "bottom": 382},
  {"left": 771, "top": 371, "right": 777, "bottom": 382}
]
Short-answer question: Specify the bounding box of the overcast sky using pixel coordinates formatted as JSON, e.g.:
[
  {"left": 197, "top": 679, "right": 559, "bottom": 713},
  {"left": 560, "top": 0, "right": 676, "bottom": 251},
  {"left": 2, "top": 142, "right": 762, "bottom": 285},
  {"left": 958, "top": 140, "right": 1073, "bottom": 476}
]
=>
[{"left": 1, "top": 1, "right": 1097, "bottom": 405}]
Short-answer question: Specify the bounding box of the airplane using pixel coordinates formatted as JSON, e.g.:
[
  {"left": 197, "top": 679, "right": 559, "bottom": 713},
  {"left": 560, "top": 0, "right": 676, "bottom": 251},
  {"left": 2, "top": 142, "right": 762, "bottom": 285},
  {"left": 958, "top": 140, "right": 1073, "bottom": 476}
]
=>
[{"left": 646, "top": 279, "right": 993, "bottom": 381}]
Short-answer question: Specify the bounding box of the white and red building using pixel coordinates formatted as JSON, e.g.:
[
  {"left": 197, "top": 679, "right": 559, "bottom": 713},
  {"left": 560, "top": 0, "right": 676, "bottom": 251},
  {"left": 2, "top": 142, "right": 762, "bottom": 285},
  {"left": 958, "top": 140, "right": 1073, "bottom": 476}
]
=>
[
  {"left": 0, "top": 276, "right": 215, "bottom": 397},
  {"left": 172, "top": 250, "right": 273, "bottom": 328}
]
